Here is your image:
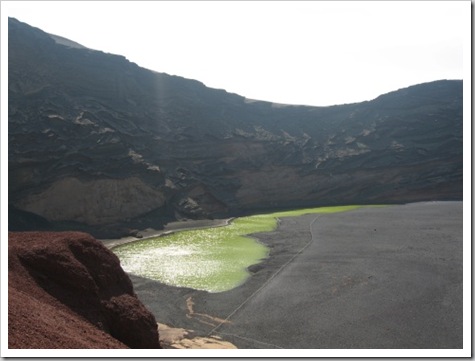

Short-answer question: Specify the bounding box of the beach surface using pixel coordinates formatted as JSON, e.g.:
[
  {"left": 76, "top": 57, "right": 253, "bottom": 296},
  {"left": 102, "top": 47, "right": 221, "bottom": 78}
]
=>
[{"left": 113, "top": 202, "right": 463, "bottom": 349}]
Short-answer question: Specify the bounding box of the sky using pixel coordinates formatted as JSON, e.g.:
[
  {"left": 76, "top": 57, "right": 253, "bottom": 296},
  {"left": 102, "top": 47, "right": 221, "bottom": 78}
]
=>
[{"left": 2, "top": 1, "right": 470, "bottom": 106}]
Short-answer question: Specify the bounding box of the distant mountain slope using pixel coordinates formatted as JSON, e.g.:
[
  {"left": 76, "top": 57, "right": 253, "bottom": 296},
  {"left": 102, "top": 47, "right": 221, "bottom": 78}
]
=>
[{"left": 8, "top": 17, "right": 463, "bottom": 237}]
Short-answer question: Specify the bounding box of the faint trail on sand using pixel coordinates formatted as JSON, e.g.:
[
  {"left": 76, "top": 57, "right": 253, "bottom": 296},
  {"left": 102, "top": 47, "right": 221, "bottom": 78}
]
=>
[{"left": 208, "top": 215, "right": 321, "bottom": 337}]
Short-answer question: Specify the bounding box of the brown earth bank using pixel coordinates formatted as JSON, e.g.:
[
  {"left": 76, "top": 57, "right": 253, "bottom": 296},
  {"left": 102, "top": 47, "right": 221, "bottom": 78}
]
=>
[{"left": 8, "top": 231, "right": 161, "bottom": 349}]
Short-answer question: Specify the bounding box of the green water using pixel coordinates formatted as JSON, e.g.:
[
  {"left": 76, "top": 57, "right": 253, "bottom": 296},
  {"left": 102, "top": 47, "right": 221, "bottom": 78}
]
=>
[{"left": 113, "top": 205, "right": 364, "bottom": 293}]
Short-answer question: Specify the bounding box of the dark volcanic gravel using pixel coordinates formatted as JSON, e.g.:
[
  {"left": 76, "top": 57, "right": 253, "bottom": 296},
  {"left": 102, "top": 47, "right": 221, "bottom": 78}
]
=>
[{"left": 130, "top": 202, "right": 463, "bottom": 349}]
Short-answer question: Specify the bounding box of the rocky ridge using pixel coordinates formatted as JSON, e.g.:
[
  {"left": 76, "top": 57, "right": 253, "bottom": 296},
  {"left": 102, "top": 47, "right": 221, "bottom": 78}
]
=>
[{"left": 8, "top": 18, "right": 463, "bottom": 237}]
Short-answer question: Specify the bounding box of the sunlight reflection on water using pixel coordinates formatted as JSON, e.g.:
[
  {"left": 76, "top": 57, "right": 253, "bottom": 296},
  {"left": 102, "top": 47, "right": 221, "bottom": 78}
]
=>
[{"left": 113, "top": 228, "right": 269, "bottom": 293}]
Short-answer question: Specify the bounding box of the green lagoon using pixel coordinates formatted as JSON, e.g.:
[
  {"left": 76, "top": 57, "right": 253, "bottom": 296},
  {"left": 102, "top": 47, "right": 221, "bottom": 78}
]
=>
[{"left": 113, "top": 205, "right": 362, "bottom": 292}]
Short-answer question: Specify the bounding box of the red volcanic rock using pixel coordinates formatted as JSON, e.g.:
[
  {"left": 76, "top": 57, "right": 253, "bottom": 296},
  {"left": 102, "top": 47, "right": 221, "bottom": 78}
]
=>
[{"left": 8, "top": 231, "right": 161, "bottom": 349}]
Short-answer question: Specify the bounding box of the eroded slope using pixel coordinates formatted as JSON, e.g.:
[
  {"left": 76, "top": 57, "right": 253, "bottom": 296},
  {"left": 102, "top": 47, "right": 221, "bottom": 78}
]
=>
[{"left": 8, "top": 18, "right": 463, "bottom": 237}]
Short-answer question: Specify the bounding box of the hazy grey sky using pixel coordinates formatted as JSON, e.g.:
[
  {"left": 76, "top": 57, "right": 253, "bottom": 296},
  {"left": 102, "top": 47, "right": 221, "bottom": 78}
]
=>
[{"left": 2, "top": 1, "right": 469, "bottom": 106}]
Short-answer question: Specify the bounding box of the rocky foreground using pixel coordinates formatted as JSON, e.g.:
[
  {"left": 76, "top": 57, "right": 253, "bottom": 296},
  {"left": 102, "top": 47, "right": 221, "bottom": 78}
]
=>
[{"left": 8, "top": 231, "right": 161, "bottom": 349}]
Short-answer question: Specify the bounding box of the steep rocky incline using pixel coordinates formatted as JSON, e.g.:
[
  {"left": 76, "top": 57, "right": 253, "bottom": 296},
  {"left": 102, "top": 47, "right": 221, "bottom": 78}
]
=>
[
  {"left": 8, "top": 231, "right": 161, "bottom": 349},
  {"left": 8, "top": 18, "right": 463, "bottom": 237}
]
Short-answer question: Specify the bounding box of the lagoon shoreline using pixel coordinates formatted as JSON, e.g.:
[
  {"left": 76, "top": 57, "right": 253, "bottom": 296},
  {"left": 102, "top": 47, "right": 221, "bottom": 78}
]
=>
[{"left": 99, "top": 218, "right": 234, "bottom": 250}]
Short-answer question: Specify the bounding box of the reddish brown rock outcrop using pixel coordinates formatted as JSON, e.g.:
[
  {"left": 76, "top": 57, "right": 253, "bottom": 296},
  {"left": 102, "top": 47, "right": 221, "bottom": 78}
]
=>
[{"left": 8, "top": 231, "right": 161, "bottom": 349}]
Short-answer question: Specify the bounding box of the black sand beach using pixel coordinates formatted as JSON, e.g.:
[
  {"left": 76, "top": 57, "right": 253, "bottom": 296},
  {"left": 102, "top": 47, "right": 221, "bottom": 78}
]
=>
[{"left": 122, "top": 202, "right": 463, "bottom": 349}]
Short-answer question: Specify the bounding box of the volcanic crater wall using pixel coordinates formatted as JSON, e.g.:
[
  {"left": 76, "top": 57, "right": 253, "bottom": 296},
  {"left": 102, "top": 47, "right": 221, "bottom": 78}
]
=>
[{"left": 8, "top": 18, "right": 463, "bottom": 236}]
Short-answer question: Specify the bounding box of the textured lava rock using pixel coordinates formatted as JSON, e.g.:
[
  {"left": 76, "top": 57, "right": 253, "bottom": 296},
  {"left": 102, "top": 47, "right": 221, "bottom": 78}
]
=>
[
  {"left": 8, "top": 231, "right": 161, "bottom": 349},
  {"left": 8, "top": 17, "right": 463, "bottom": 237}
]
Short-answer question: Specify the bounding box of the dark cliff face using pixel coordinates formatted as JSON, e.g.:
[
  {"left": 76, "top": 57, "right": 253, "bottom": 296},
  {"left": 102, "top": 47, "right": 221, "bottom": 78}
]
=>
[{"left": 8, "top": 17, "right": 463, "bottom": 236}]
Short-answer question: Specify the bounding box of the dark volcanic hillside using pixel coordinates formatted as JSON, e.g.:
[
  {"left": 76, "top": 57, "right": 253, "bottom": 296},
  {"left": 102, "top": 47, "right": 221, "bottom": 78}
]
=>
[{"left": 8, "top": 18, "right": 463, "bottom": 237}]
